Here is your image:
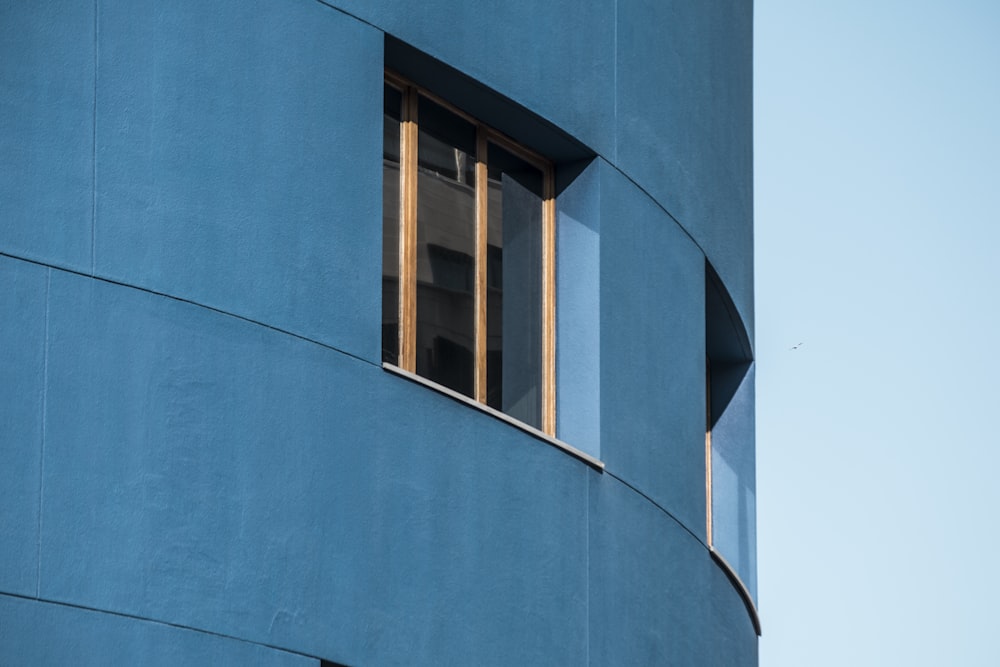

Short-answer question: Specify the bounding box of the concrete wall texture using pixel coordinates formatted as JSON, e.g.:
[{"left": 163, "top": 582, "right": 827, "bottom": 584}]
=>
[{"left": 0, "top": 1, "right": 756, "bottom": 665}]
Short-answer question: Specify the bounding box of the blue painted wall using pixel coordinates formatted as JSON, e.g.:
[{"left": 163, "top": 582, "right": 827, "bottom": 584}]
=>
[
  {"left": 1, "top": 0, "right": 755, "bottom": 664},
  {"left": 0, "top": 595, "right": 318, "bottom": 666},
  {"left": 0, "top": 2, "right": 94, "bottom": 274}
]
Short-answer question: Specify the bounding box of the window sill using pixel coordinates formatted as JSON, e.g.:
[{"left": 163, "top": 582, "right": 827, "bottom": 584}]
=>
[
  {"left": 709, "top": 546, "right": 761, "bottom": 636},
  {"left": 382, "top": 363, "right": 604, "bottom": 471}
]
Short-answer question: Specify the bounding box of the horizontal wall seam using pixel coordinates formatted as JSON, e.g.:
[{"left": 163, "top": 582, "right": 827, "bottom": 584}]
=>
[
  {"left": 310, "top": 0, "right": 383, "bottom": 31},
  {"left": 597, "top": 159, "right": 752, "bottom": 314},
  {"left": 0, "top": 251, "right": 379, "bottom": 370},
  {"left": 603, "top": 469, "right": 707, "bottom": 549},
  {"left": 603, "top": 469, "right": 761, "bottom": 633},
  {"left": 0, "top": 591, "right": 329, "bottom": 663}
]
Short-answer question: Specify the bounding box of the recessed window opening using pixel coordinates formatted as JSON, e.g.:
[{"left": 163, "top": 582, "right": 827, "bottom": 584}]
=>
[
  {"left": 704, "top": 261, "right": 758, "bottom": 623},
  {"left": 705, "top": 263, "right": 752, "bottom": 544},
  {"left": 383, "top": 72, "right": 556, "bottom": 434}
]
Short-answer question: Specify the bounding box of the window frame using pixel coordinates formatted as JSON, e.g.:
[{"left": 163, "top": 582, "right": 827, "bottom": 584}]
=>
[{"left": 384, "top": 70, "right": 557, "bottom": 436}]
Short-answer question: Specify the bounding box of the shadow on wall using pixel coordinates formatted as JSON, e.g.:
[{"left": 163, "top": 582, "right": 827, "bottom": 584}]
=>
[{"left": 706, "top": 261, "right": 752, "bottom": 421}]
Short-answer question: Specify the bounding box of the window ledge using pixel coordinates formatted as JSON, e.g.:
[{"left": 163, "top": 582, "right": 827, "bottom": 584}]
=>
[
  {"left": 382, "top": 363, "right": 604, "bottom": 471},
  {"left": 709, "top": 546, "right": 761, "bottom": 636}
]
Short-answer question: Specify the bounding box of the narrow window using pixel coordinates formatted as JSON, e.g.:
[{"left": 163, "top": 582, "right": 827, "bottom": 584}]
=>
[
  {"left": 486, "top": 143, "right": 544, "bottom": 427},
  {"left": 383, "top": 73, "right": 555, "bottom": 434},
  {"left": 382, "top": 83, "right": 402, "bottom": 366},
  {"left": 704, "top": 262, "right": 758, "bottom": 609},
  {"left": 415, "top": 95, "right": 477, "bottom": 397}
]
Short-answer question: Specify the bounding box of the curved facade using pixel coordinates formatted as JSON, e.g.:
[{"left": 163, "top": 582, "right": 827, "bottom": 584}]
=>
[{"left": 1, "top": 1, "right": 756, "bottom": 665}]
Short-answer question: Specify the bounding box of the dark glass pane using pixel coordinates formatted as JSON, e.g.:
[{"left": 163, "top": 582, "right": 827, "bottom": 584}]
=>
[
  {"left": 415, "top": 96, "right": 476, "bottom": 397},
  {"left": 382, "top": 84, "right": 401, "bottom": 365},
  {"left": 486, "top": 143, "right": 543, "bottom": 428}
]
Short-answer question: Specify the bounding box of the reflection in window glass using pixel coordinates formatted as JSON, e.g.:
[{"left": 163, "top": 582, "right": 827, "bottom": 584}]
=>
[
  {"left": 487, "top": 143, "right": 543, "bottom": 429},
  {"left": 415, "top": 96, "right": 477, "bottom": 397},
  {"left": 383, "top": 75, "right": 555, "bottom": 434},
  {"left": 382, "top": 84, "right": 402, "bottom": 365},
  {"left": 709, "top": 366, "right": 757, "bottom": 603}
]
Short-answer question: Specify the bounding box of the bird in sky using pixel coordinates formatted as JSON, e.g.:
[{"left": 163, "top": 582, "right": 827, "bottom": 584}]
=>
[{"left": 789, "top": 342, "right": 804, "bottom": 350}]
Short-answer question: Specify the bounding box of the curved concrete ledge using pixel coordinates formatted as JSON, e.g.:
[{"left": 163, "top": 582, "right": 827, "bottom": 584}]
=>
[
  {"left": 382, "top": 363, "right": 605, "bottom": 471},
  {"left": 710, "top": 547, "right": 762, "bottom": 636}
]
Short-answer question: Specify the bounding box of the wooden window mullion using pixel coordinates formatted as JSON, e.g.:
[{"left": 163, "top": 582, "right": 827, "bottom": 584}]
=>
[
  {"left": 399, "top": 86, "right": 419, "bottom": 372},
  {"left": 541, "top": 168, "right": 556, "bottom": 436},
  {"left": 474, "top": 128, "right": 488, "bottom": 403}
]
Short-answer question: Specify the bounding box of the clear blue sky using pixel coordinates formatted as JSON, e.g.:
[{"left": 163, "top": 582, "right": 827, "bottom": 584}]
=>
[{"left": 755, "top": 1, "right": 1000, "bottom": 664}]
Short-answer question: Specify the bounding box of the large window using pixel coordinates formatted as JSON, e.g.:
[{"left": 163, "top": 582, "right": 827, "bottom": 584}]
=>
[{"left": 382, "top": 73, "right": 556, "bottom": 434}]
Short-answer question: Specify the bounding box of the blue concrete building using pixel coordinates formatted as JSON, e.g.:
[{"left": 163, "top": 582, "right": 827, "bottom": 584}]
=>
[{"left": 1, "top": 1, "right": 756, "bottom": 664}]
